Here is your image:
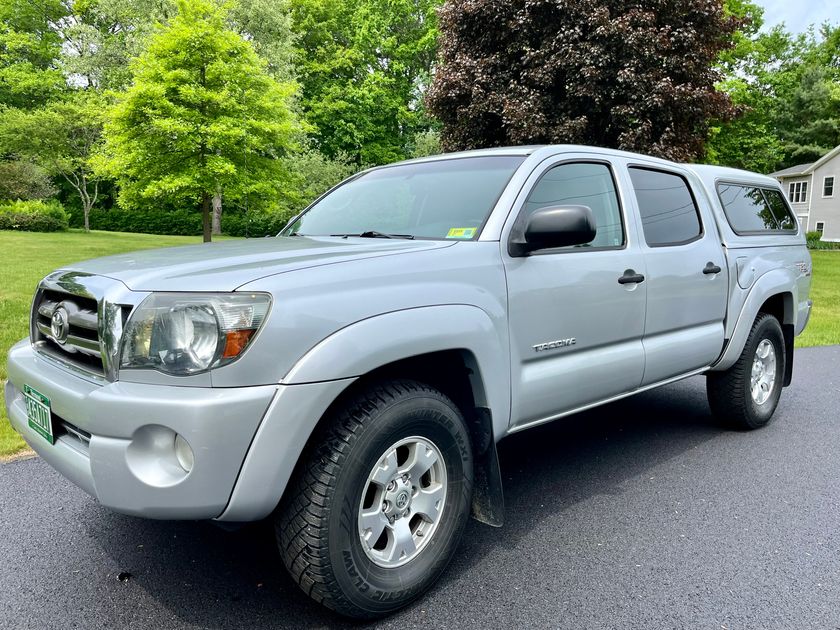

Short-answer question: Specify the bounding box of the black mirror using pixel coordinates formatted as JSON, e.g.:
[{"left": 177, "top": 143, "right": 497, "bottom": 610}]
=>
[{"left": 509, "top": 205, "right": 597, "bottom": 257}]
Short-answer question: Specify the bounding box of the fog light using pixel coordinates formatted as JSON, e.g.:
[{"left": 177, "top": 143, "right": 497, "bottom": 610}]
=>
[{"left": 174, "top": 434, "right": 194, "bottom": 472}]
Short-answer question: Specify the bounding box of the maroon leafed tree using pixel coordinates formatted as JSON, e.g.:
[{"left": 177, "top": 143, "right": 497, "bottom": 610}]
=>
[{"left": 427, "top": 0, "right": 743, "bottom": 161}]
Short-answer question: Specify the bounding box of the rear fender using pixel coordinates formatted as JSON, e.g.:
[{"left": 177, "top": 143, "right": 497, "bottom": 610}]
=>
[{"left": 712, "top": 268, "right": 797, "bottom": 372}]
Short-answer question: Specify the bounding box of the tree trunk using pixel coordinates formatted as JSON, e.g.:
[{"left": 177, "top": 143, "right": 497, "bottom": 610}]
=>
[
  {"left": 212, "top": 190, "right": 222, "bottom": 236},
  {"left": 66, "top": 173, "right": 97, "bottom": 233},
  {"left": 201, "top": 193, "right": 212, "bottom": 243}
]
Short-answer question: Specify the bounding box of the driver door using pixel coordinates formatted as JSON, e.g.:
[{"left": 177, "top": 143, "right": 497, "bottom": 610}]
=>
[{"left": 503, "top": 159, "right": 648, "bottom": 429}]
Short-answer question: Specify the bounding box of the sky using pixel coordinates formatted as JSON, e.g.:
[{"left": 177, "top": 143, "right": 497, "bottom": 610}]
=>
[{"left": 755, "top": 0, "right": 838, "bottom": 34}]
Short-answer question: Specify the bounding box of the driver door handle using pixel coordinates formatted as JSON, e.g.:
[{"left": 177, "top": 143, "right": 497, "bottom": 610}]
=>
[
  {"left": 618, "top": 269, "right": 645, "bottom": 285},
  {"left": 703, "top": 262, "right": 722, "bottom": 275}
]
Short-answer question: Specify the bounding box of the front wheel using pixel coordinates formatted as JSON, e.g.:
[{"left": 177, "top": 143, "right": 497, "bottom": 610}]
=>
[
  {"left": 707, "top": 313, "right": 786, "bottom": 430},
  {"left": 276, "top": 380, "right": 474, "bottom": 619}
]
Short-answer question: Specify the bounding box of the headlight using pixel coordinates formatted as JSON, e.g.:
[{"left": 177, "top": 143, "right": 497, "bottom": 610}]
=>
[{"left": 120, "top": 293, "right": 271, "bottom": 376}]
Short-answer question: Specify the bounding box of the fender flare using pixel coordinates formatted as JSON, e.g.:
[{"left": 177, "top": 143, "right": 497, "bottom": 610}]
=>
[
  {"left": 283, "top": 304, "right": 511, "bottom": 438},
  {"left": 712, "top": 268, "right": 798, "bottom": 372},
  {"left": 218, "top": 305, "right": 510, "bottom": 523}
]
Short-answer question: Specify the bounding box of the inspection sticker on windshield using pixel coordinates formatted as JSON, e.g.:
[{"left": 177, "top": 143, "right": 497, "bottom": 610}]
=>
[{"left": 446, "top": 227, "right": 476, "bottom": 239}]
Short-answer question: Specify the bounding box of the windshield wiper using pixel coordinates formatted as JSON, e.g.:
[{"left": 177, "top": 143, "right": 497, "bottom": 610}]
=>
[{"left": 331, "top": 230, "right": 415, "bottom": 240}]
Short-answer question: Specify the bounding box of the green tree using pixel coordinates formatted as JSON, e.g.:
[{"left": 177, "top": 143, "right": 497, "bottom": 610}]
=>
[
  {"left": 427, "top": 0, "right": 742, "bottom": 161},
  {"left": 97, "top": 0, "right": 300, "bottom": 242},
  {"left": 0, "top": 0, "right": 68, "bottom": 108},
  {"left": 281, "top": 146, "right": 357, "bottom": 212},
  {"left": 291, "top": 0, "right": 441, "bottom": 164},
  {"left": 776, "top": 45, "right": 840, "bottom": 164},
  {"left": 707, "top": 10, "right": 794, "bottom": 172},
  {"left": 0, "top": 91, "right": 104, "bottom": 229},
  {"left": 410, "top": 129, "right": 442, "bottom": 158},
  {"left": 59, "top": 0, "right": 296, "bottom": 91},
  {"left": 705, "top": 79, "right": 785, "bottom": 173},
  {"left": 709, "top": 18, "right": 840, "bottom": 172}
]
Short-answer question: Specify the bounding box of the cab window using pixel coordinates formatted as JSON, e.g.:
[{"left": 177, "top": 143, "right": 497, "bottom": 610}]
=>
[
  {"left": 522, "top": 162, "right": 624, "bottom": 249},
  {"left": 628, "top": 167, "right": 702, "bottom": 246}
]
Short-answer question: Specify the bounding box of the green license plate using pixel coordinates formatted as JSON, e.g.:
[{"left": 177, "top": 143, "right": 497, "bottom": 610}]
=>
[{"left": 23, "top": 384, "right": 54, "bottom": 445}]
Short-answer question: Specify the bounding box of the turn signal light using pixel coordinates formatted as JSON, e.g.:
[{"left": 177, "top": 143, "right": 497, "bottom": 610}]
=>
[{"left": 222, "top": 329, "right": 256, "bottom": 359}]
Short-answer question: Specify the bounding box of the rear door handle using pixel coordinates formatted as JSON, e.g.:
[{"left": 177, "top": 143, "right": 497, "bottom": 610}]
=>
[
  {"left": 703, "top": 262, "right": 722, "bottom": 275},
  {"left": 618, "top": 269, "right": 645, "bottom": 285}
]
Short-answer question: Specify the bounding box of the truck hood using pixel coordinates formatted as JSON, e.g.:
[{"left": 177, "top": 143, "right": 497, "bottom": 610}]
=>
[{"left": 59, "top": 236, "right": 455, "bottom": 292}]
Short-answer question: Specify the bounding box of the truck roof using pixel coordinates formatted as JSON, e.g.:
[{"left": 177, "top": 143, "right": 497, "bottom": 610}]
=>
[
  {"left": 685, "top": 163, "right": 782, "bottom": 190},
  {"left": 390, "top": 146, "right": 782, "bottom": 190}
]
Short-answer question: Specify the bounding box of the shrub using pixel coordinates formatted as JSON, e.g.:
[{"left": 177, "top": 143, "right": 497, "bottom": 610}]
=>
[
  {"left": 805, "top": 231, "right": 840, "bottom": 250},
  {"left": 0, "top": 200, "right": 69, "bottom": 232},
  {"left": 75, "top": 207, "right": 204, "bottom": 235},
  {"left": 281, "top": 149, "right": 359, "bottom": 211},
  {"left": 221, "top": 209, "right": 295, "bottom": 237},
  {"left": 69, "top": 205, "right": 293, "bottom": 237},
  {"left": 0, "top": 160, "right": 57, "bottom": 201}
]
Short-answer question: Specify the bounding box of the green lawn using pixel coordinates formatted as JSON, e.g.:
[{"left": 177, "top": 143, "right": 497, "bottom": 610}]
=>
[
  {"left": 0, "top": 230, "right": 234, "bottom": 458},
  {"left": 797, "top": 251, "right": 840, "bottom": 348},
  {"left": 1, "top": 234, "right": 838, "bottom": 458}
]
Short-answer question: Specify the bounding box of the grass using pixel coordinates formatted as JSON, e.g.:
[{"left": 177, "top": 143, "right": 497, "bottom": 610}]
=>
[
  {"left": 0, "top": 233, "right": 838, "bottom": 458},
  {"left": 796, "top": 250, "right": 840, "bottom": 348},
  {"left": 0, "top": 229, "right": 235, "bottom": 458}
]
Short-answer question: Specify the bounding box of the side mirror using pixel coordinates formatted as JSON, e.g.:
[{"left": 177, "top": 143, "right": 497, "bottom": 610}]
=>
[{"left": 509, "top": 205, "right": 597, "bottom": 257}]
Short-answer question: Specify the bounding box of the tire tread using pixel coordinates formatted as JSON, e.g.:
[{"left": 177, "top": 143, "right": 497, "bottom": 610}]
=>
[
  {"left": 276, "top": 379, "right": 456, "bottom": 618},
  {"left": 707, "top": 313, "right": 784, "bottom": 430}
]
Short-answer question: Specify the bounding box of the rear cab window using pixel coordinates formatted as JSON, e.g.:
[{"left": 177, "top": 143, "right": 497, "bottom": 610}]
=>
[
  {"left": 628, "top": 167, "right": 703, "bottom": 246},
  {"left": 716, "top": 183, "right": 798, "bottom": 235}
]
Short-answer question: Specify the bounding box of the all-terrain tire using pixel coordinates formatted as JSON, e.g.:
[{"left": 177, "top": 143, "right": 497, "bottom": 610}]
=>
[
  {"left": 707, "top": 313, "right": 786, "bottom": 430},
  {"left": 275, "top": 379, "right": 473, "bottom": 619}
]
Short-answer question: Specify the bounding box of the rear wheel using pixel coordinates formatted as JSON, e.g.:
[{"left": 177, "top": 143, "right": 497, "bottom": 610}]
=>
[
  {"left": 276, "top": 379, "right": 473, "bottom": 619},
  {"left": 707, "top": 313, "right": 785, "bottom": 430}
]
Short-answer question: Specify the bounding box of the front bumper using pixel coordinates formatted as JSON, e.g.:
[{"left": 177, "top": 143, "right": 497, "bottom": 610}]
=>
[{"left": 5, "top": 340, "right": 277, "bottom": 520}]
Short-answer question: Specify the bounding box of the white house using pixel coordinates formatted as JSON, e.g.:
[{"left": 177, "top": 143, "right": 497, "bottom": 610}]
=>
[{"left": 771, "top": 144, "right": 840, "bottom": 241}]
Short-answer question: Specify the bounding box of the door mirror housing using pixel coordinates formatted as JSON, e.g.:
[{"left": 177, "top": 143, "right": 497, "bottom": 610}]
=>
[{"left": 509, "top": 205, "right": 597, "bottom": 257}]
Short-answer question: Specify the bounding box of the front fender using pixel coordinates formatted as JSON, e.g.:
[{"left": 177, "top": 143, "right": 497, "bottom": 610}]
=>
[
  {"left": 283, "top": 304, "right": 511, "bottom": 437},
  {"left": 217, "top": 305, "right": 511, "bottom": 522},
  {"left": 712, "top": 268, "right": 798, "bottom": 371}
]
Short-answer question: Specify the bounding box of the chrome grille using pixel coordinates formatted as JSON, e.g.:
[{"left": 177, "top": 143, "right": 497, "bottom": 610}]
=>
[
  {"left": 30, "top": 271, "right": 138, "bottom": 381},
  {"left": 32, "top": 287, "right": 105, "bottom": 376}
]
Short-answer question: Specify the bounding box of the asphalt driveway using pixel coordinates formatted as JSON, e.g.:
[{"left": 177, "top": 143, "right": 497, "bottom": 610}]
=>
[{"left": 2, "top": 346, "right": 839, "bottom": 629}]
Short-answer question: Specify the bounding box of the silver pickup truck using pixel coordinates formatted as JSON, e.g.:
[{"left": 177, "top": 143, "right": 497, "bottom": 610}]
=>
[{"left": 5, "top": 145, "right": 812, "bottom": 618}]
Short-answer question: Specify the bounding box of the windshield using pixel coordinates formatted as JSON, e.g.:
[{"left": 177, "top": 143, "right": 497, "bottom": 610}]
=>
[{"left": 282, "top": 156, "right": 526, "bottom": 240}]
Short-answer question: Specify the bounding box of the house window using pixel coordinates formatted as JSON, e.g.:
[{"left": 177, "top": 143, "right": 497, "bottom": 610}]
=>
[
  {"left": 788, "top": 181, "right": 808, "bottom": 203},
  {"left": 824, "top": 176, "right": 835, "bottom": 198},
  {"left": 816, "top": 221, "right": 825, "bottom": 235}
]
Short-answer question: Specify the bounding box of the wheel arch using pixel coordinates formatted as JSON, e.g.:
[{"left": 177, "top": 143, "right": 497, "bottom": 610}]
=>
[
  {"left": 753, "top": 291, "right": 795, "bottom": 386},
  {"left": 219, "top": 306, "right": 509, "bottom": 525},
  {"left": 309, "top": 348, "right": 507, "bottom": 527},
  {"left": 712, "top": 267, "right": 798, "bottom": 376},
  {"left": 283, "top": 305, "right": 511, "bottom": 437}
]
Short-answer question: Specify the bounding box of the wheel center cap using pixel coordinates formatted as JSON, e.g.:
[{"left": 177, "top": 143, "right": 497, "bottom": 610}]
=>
[{"left": 395, "top": 491, "right": 410, "bottom": 510}]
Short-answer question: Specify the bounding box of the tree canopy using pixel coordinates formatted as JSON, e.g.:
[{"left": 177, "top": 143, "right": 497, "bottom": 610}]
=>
[
  {"left": 291, "top": 0, "right": 441, "bottom": 164},
  {"left": 0, "top": 0, "right": 837, "bottom": 235},
  {"left": 708, "top": 3, "right": 840, "bottom": 172},
  {"left": 427, "top": 0, "right": 743, "bottom": 161},
  {"left": 96, "top": 0, "right": 301, "bottom": 241},
  {"left": 0, "top": 92, "right": 105, "bottom": 229}
]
